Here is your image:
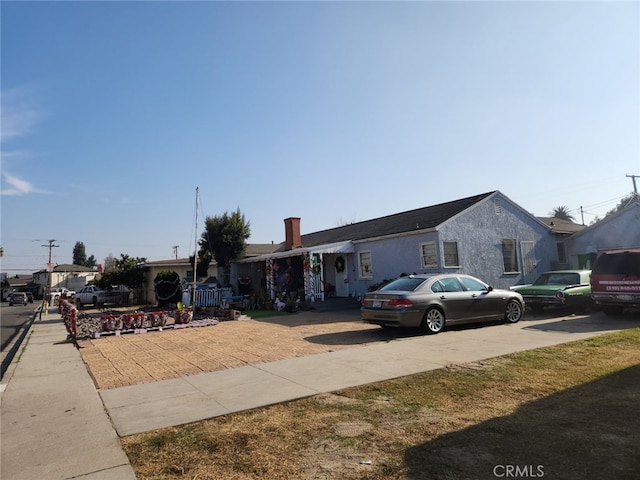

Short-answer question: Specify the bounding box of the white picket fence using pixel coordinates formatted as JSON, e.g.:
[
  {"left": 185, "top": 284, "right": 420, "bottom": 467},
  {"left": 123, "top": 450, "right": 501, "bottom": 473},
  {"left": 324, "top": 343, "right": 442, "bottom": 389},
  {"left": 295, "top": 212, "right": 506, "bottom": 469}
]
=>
[{"left": 181, "top": 287, "right": 234, "bottom": 307}]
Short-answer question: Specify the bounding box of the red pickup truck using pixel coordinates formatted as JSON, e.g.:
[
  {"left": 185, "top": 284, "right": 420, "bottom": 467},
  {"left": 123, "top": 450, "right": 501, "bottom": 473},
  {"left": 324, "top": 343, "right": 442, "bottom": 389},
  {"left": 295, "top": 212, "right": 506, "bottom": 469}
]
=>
[{"left": 590, "top": 249, "right": 640, "bottom": 315}]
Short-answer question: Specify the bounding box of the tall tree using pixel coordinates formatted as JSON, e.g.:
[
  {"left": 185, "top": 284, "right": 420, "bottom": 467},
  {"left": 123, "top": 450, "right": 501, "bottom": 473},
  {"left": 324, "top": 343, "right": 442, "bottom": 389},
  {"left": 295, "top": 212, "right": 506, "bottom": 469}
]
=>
[
  {"left": 605, "top": 194, "right": 637, "bottom": 217},
  {"left": 96, "top": 254, "right": 147, "bottom": 301},
  {"left": 590, "top": 193, "right": 638, "bottom": 224},
  {"left": 72, "top": 242, "right": 87, "bottom": 266},
  {"left": 549, "top": 206, "right": 575, "bottom": 221},
  {"left": 199, "top": 209, "right": 250, "bottom": 284},
  {"left": 189, "top": 254, "right": 211, "bottom": 280},
  {"left": 103, "top": 253, "right": 117, "bottom": 272},
  {"left": 85, "top": 254, "right": 97, "bottom": 268}
]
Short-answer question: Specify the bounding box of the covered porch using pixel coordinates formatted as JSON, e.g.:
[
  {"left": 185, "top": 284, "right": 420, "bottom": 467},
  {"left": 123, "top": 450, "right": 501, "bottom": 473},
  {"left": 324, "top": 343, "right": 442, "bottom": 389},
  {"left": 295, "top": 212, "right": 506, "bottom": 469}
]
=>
[{"left": 235, "top": 240, "right": 356, "bottom": 305}]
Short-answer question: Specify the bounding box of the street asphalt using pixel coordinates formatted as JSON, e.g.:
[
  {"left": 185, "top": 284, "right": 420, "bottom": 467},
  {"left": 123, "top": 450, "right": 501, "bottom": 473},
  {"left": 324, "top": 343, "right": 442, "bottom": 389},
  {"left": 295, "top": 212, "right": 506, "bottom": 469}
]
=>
[{"left": 1, "top": 306, "right": 638, "bottom": 479}]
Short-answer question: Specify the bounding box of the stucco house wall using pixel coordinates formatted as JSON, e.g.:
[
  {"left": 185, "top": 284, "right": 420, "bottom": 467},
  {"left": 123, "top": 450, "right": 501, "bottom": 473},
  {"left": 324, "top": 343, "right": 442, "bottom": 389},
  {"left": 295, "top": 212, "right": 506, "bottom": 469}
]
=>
[
  {"left": 347, "top": 193, "right": 556, "bottom": 295},
  {"left": 32, "top": 265, "right": 96, "bottom": 297},
  {"left": 566, "top": 200, "right": 640, "bottom": 268},
  {"left": 234, "top": 191, "right": 561, "bottom": 302},
  {"left": 349, "top": 230, "right": 440, "bottom": 296},
  {"left": 142, "top": 259, "right": 220, "bottom": 305},
  {"left": 437, "top": 194, "right": 555, "bottom": 289},
  {"left": 143, "top": 260, "right": 193, "bottom": 305}
]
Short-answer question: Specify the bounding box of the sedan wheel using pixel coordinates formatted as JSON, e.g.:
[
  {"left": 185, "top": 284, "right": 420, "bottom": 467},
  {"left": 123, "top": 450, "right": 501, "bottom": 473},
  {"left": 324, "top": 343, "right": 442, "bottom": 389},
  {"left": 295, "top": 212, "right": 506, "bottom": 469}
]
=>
[
  {"left": 423, "top": 308, "right": 445, "bottom": 334},
  {"left": 504, "top": 300, "right": 523, "bottom": 323}
]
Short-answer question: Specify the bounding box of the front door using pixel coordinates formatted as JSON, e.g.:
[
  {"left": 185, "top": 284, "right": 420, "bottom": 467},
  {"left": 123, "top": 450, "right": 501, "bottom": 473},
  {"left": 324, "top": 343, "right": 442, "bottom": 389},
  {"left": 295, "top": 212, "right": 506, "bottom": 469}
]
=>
[
  {"left": 334, "top": 255, "right": 349, "bottom": 297},
  {"left": 324, "top": 254, "right": 349, "bottom": 297}
]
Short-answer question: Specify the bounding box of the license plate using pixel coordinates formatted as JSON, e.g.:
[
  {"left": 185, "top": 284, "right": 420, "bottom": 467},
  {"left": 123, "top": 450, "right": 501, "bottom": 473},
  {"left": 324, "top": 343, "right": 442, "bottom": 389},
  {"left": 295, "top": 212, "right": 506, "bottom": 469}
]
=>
[
  {"left": 372, "top": 301, "right": 382, "bottom": 308},
  {"left": 617, "top": 295, "right": 632, "bottom": 301}
]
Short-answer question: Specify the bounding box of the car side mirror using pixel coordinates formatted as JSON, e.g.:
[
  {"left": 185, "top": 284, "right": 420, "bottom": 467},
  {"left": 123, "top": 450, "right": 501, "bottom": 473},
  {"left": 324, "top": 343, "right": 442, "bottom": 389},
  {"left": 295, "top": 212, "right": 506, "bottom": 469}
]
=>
[{"left": 486, "top": 286, "right": 493, "bottom": 292}]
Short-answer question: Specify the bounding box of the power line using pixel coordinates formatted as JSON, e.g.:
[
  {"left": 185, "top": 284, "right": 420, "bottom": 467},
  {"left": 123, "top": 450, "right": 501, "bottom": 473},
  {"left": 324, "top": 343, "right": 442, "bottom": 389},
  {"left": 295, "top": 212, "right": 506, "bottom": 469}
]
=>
[{"left": 41, "top": 240, "right": 59, "bottom": 297}]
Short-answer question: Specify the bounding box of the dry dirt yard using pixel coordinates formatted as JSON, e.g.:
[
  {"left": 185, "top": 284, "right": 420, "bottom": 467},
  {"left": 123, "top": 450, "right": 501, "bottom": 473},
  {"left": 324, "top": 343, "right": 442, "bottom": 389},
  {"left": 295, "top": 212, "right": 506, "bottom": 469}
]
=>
[{"left": 79, "top": 309, "right": 396, "bottom": 389}]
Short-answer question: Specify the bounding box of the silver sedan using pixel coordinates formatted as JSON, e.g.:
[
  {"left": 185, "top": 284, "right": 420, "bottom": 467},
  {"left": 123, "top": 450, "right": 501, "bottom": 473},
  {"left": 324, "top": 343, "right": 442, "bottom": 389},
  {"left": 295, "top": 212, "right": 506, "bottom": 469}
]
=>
[{"left": 361, "top": 274, "right": 524, "bottom": 334}]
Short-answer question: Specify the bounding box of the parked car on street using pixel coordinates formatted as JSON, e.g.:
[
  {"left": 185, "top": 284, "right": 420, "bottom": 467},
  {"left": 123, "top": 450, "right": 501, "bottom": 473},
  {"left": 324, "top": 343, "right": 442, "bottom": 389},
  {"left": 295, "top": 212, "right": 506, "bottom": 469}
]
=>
[
  {"left": 361, "top": 274, "right": 524, "bottom": 334},
  {"left": 49, "top": 287, "right": 75, "bottom": 305},
  {"left": 511, "top": 270, "right": 593, "bottom": 313},
  {"left": 590, "top": 249, "right": 640, "bottom": 315},
  {"left": 8, "top": 292, "right": 28, "bottom": 306}
]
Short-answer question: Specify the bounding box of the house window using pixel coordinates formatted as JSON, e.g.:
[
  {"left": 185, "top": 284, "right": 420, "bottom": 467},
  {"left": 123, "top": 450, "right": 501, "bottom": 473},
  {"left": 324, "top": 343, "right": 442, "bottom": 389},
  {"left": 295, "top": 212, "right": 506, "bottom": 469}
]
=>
[
  {"left": 501, "top": 239, "right": 518, "bottom": 273},
  {"left": 420, "top": 242, "right": 438, "bottom": 268},
  {"left": 358, "top": 251, "right": 373, "bottom": 279},
  {"left": 557, "top": 242, "right": 567, "bottom": 264},
  {"left": 521, "top": 241, "right": 536, "bottom": 277},
  {"left": 443, "top": 242, "right": 459, "bottom": 267}
]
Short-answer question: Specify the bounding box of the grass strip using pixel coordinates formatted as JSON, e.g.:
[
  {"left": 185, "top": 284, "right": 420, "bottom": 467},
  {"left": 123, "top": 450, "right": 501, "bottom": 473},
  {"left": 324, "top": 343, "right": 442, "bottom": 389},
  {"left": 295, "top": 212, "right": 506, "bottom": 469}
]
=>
[{"left": 122, "top": 328, "right": 640, "bottom": 480}]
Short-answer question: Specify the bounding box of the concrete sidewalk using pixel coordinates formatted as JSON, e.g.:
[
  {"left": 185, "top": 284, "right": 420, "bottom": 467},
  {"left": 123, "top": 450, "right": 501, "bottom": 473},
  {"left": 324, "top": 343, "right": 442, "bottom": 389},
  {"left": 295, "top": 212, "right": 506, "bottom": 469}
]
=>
[
  {"left": 100, "top": 311, "right": 638, "bottom": 436},
  {"left": 1, "top": 307, "right": 638, "bottom": 479},
  {"left": 1, "top": 308, "right": 136, "bottom": 480}
]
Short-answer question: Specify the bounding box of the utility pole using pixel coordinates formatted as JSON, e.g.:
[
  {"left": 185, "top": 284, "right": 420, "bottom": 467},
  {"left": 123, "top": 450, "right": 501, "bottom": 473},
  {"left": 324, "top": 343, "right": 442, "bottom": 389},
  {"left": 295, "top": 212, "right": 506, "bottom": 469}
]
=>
[
  {"left": 172, "top": 245, "right": 179, "bottom": 260},
  {"left": 42, "top": 239, "right": 59, "bottom": 302},
  {"left": 626, "top": 174, "right": 639, "bottom": 197}
]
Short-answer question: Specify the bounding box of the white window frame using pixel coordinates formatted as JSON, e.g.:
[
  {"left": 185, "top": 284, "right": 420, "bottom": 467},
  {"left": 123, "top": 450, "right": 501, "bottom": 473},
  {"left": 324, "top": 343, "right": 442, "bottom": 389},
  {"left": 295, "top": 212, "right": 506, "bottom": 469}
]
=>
[
  {"left": 443, "top": 241, "right": 459, "bottom": 268},
  {"left": 420, "top": 241, "right": 438, "bottom": 269},
  {"left": 358, "top": 251, "right": 373, "bottom": 279},
  {"left": 501, "top": 238, "right": 519, "bottom": 273}
]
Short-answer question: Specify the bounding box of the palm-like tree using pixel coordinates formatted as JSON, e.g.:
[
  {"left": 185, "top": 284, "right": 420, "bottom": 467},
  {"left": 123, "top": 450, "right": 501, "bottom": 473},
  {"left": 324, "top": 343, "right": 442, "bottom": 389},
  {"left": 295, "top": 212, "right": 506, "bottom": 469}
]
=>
[{"left": 550, "top": 206, "right": 575, "bottom": 221}]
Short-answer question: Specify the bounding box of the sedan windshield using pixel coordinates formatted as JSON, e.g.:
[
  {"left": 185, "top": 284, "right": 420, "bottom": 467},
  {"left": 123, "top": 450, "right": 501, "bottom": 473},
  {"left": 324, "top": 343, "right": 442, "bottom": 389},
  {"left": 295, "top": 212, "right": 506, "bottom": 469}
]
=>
[{"left": 380, "top": 277, "right": 428, "bottom": 292}]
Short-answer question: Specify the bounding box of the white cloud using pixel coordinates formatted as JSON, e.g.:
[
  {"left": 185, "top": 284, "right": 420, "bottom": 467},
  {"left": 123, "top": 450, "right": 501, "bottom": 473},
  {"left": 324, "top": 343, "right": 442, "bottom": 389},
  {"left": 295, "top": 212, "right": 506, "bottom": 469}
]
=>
[
  {"left": 0, "top": 167, "right": 51, "bottom": 196},
  {"left": 1, "top": 173, "right": 37, "bottom": 196},
  {"left": 1, "top": 87, "right": 50, "bottom": 195},
  {"left": 1, "top": 87, "right": 44, "bottom": 143}
]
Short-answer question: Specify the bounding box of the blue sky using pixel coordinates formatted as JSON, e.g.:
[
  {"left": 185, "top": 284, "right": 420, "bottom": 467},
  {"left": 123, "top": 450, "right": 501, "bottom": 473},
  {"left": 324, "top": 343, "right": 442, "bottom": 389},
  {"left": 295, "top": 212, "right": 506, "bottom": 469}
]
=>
[{"left": 1, "top": 1, "right": 638, "bottom": 274}]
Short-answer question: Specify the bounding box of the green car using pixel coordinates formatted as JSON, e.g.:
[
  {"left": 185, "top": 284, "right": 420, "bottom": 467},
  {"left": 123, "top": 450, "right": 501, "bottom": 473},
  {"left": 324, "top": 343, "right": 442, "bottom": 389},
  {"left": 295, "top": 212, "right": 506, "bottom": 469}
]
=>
[{"left": 512, "top": 270, "right": 593, "bottom": 313}]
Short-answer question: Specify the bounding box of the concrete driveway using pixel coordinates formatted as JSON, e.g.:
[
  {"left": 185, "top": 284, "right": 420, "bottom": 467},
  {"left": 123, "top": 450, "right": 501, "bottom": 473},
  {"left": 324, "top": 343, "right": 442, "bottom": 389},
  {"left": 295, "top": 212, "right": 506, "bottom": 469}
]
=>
[{"left": 80, "top": 308, "right": 638, "bottom": 390}]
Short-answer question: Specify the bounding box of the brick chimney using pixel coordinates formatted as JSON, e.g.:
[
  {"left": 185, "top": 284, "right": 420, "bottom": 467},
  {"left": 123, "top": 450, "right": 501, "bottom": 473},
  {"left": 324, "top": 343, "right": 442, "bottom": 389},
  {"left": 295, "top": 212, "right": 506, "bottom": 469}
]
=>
[{"left": 284, "top": 217, "right": 302, "bottom": 250}]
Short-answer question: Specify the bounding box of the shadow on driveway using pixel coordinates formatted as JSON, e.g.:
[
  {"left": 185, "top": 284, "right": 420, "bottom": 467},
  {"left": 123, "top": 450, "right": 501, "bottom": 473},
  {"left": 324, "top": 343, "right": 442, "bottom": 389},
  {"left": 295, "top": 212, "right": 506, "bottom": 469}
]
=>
[
  {"left": 250, "top": 309, "right": 362, "bottom": 327},
  {"left": 523, "top": 310, "right": 640, "bottom": 334},
  {"left": 303, "top": 319, "right": 519, "bottom": 346}
]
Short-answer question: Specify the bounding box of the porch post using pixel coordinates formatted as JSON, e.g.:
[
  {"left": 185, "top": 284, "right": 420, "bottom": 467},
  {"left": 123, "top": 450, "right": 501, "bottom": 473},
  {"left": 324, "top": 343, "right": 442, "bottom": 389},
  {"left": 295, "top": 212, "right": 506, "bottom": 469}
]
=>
[
  {"left": 319, "top": 253, "right": 325, "bottom": 301},
  {"left": 266, "top": 257, "right": 275, "bottom": 301},
  {"left": 303, "top": 253, "right": 313, "bottom": 301}
]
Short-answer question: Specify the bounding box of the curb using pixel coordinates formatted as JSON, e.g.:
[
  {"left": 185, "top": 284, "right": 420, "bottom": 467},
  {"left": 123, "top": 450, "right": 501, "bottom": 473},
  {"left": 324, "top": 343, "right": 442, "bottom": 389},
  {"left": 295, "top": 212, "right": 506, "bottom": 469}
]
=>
[{"left": 0, "top": 303, "right": 40, "bottom": 385}]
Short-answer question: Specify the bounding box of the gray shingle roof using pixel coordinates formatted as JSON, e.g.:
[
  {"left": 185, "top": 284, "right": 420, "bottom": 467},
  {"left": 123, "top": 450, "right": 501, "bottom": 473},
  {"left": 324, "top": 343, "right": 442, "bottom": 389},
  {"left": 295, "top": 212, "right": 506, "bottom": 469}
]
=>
[
  {"left": 537, "top": 217, "right": 586, "bottom": 235},
  {"left": 293, "top": 191, "right": 496, "bottom": 249}
]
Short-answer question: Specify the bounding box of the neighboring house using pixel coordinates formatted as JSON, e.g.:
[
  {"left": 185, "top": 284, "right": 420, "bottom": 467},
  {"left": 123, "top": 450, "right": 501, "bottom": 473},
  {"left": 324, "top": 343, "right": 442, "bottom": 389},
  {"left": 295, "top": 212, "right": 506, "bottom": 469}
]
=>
[
  {"left": 32, "top": 264, "right": 96, "bottom": 297},
  {"left": 566, "top": 198, "right": 640, "bottom": 269},
  {"left": 3, "top": 274, "right": 34, "bottom": 301},
  {"left": 141, "top": 258, "right": 221, "bottom": 304},
  {"left": 234, "top": 191, "right": 558, "bottom": 302},
  {"left": 537, "top": 217, "right": 586, "bottom": 269},
  {"left": 142, "top": 258, "right": 196, "bottom": 304}
]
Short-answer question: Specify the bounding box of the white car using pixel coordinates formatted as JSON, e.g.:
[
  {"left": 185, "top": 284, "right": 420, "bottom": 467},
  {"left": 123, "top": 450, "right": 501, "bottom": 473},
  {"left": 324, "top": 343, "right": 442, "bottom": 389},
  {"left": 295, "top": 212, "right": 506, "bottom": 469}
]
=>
[
  {"left": 9, "top": 292, "right": 28, "bottom": 306},
  {"left": 50, "top": 288, "right": 75, "bottom": 305}
]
